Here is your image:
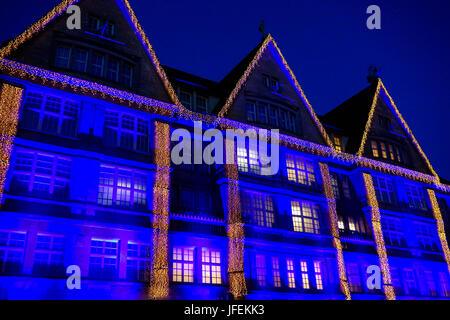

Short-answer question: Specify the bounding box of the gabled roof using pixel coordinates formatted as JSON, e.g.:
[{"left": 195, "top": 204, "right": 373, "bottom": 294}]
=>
[
  {"left": 0, "top": 0, "right": 183, "bottom": 108},
  {"left": 214, "top": 34, "right": 333, "bottom": 147},
  {"left": 320, "top": 81, "right": 379, "bottom": 154},
  {"left": 321, "top": 78, "right": 437, "bottom": 177}
]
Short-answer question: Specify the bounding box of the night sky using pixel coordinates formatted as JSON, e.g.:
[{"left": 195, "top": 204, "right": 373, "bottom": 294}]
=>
[{"left": 1, "top": 0, "right": 449, "bottom": 178}]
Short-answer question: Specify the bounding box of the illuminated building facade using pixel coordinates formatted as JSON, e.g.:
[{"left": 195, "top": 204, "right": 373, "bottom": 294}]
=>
[{"left": 0, "top": 0, "right": 449, "bottom": 300}]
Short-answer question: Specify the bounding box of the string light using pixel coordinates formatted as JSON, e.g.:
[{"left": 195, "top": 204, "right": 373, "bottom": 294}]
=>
[
  {"left": 319, "top": 163, "right": 351, "bottom": 300},
  {"left": 215, "top": 34, "right": 333, "bottom": 148},
  {"left": 0, "top": 84, "right": 24, "bottom": 207},
  {"left": 150, "top": 121, "right": 171, "bottom": 299},
  {"left": 362, "top": 173, "right": 395, "bottom": 300},
  {"left": 427, "top": 189, "right": 450, "bottom": 274}
]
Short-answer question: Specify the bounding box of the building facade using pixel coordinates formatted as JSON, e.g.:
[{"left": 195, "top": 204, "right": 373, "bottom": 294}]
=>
[{"left": 0, "top": 0, "right": 449, "bottom": 300}]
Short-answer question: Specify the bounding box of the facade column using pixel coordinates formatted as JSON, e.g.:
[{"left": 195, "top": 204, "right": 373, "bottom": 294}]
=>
[
  {"left": 318, "top": 163, "right": 351, "bottom": 300},
  {"left": 221, "top": 138, "right": 246, "bottom": 300},
  {"left": 362, "top": 172, "right": 396, "bottom": 300},
  {"left": 149, "top": 120, "right": 171, "bottom": 299},
  {"left": 427, "top": 189, "right": 450, "bottom": 275},
  {"left": 0, "top": 83, "right": 24, "bottom": 207}
]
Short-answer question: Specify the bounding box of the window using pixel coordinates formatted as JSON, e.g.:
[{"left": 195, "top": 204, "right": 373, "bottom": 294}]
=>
[
  {"left": 21, "top": 92, "right": 79, "bottom": 137},
  {"left": 255, "top": 255, "right": 266, "bottom": 287},
  {"left": 257, "top": 103, "right": 268, "bottom": 124},
  {"left": 201, "top": 248, "right": 221, "bottom": 284},
  {"left": 103, "top": 111, "right": 150, "bottom": 152},
  {"left": 172, "top": 247, "right": 194, "bottom": 283},
  {"left": 33, "top": 235, "right": 64, "bottom": 276},
  {"left": 415, "top": 223, "right": 437, "bottom": 251},
  {"left": 90, "top": 52, "right": 105, "bottom": 77},
  {"left": 263, "top": 75, "right": 279, "bottom": 90},
  {"left": 286, "top": 155, "right": 316, "bottom": 186},
  {"left": 241, "top": 192, "right": 275, "bottom": 228},
  {"left": 380, "top": 142, "right": 387, "bottom": 158},
  {"left": 347, "top": 263, "right": 362, "bottom": 292},
  {"left": 372, "top": 176, "right": 395, "bottom": 204},
  {"left": 272, "top": 257, "right": 281, "bottom": 287},
  {"left": 106, "top": 56, "right": 119, "bottom": 82},
  {"left": 330, "top": 172, "right": 340, "bottom": 199},
  {"left": 381, "top": 218, "right": 404, "bottom": 247},
  {"left": 291, "top": 201, "right": 320, "bottom": 234},
  {"left": 269, "top": 106, "right": 278, "bottom": 126},
  {"left": 54, "top": 46, "right": 71, "bottom": 68},
  {"left": 403, "top": 269, "right": 418, "bottom": 295},
  {"left": 371, "top": 140, "right": 379, "bottom": 157},
  {"left": 120, "top": 62, "right": 133, "bottom": 88},
  {"left": 390, "top": 267, "right": 402, "bottom": 295},
  {"left": 338, "top": 216, "right": 345, "bottom": 231},
  {"left": 341, "top": 175, "right": 351, "bottom": 199},
  {"left": 246, "top": 100, "right": 297, "bottom": 132},
  {"left": 88, "top": 16, "right": 116, "bottom": 37},
  {"left": 314, "top": 261, "right": 324, "bottom": 290},
  {"left": 196, "top": 96, "right": 208, "bottom": 113},
  {"left": 89, "top": 239, "right": 119, "bottom": 280},
  {"left": 237, "top": 145, "right": 273, "bottom": 176},
  {"left": 388, "top": 144, "right": 395, "bottom": 161},
  {"left": 439, "top": 272, "right": 450, "bottom": 297},
  {"left": 405, "top": 184, "right": 427, "bottom": 211},
  {"left": 180, "top": 91, "right": 192, "bottom": 109},
  {"left": 246, "top": 101, "right": 257, "bottom": 122},
  {"left": 333, "top": 136, "right": 343, "bottom": 152},
  {"left": 423, "top": 270, "right": 437, "bottom": 296},
  {"left": 72, "top": 48, "right": 88, "bottom": 72},
  {"left": 97, "top": 165, "right": 147, "bottom": 209},
  {"left": 286, "top": 258, "right": 296, "bottom": 288},
  {"left": 0, "top": 231, "right": 26, "bottom": 274},
  {"left": 378, "top": 115, "right": 391, "bottom": 130},
  {"left": 126, "top": 242, "right": 151, "bottom": 282},
  {"left": 175, "top": 188, "right": 212, "bottom": 216},
  {"left": 300, "top": 260, "right": 310, "bottom": 289},
  {"left": 11, "top": 151, "right": 71, "bottom": 200}
]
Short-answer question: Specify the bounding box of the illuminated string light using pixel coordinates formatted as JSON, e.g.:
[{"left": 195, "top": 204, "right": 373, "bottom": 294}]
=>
[
  {"left": 362, "top": 173, "right": 395, "bottom": 300},
  {"left": 427, "top": 189, "right": 450, "bottom": 274},
  {"left": 150, "top": 121, "right": 171, "bottom": 299},
  {"left": 0, "top": 84, "right": 24, "bottom": 207},
  {"left": 357, "top": 79, "right": 437, "bottom": 178},
  {"left": 224, "top": 139, "right": 247, "bottom": 300},
  {"left": 215, "top": 34, "right": 333, "bottom": 148},
  {"left": 319, "top": 163, "right": 351, "bottom": 300}
]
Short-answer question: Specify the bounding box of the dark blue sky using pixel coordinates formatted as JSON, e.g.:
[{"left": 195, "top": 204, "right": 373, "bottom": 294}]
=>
[{"left": 1, "top": 0, "right": 449, "bottom": 178}]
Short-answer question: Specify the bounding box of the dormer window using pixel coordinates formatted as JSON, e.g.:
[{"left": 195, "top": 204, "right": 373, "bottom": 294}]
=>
[
  {"left": 333, "top": 135, "right": 343, "bottom": 152},
  {"left": 371, "top": 139, "right": 402, "bottom": 163},
  {"left": 378, "top": 115, "right": 391, "bottom": 130}
]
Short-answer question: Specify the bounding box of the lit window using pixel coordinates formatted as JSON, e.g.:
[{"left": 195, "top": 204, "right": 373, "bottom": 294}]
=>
[
  {"left": 21, "top": 92, "right": 79, "bottom": 137},
  {"left": 415, "top": 223, "right": 437, "bottom": 251},
  {"left": 237, "top": 147, "right": 249, "bottom": 173},
  {"left": 196, "top": 96, "right": 208, "bottom": 113},
  {"left": 291, "top": 201, "right": 321, "bottom": 234},
  {"left": 314, "top": 261, "right": 324, "bottom": 290},
  {"left": 372, "top": 176, "right": 395, "bottom": 204},
  {"left": 333, "top": 136, "right": 342, "bottom": 152},
  {"left": 423, "top": 270, "right": 437, "bottom": 296},
  {"left": 388, "top": 144, "right": 395, "bottom": 161},
  {"left": 285, "top": 155, "right": 316, "bottom": 186},
  {"left": 103, "top": 111, "right": 150, "bottom": 152},
  {"left": 255, "top": 255, "right": 266, "bottom": 287},
  {"left": 201, "top": 248, "right": 221, "bottom": 284},
  {"left": 0, "top": 231, "right": 26, "bottom": 274},
  {"left": 439, "top": 272, "right": 450, "bottom": 297},
  {"left": 172, "top": 247, "right": 194, "bottom": 283},
  {"left": 394, "top": 146, "right": 402, "bottom": 162},
  {"left": 300, "top": 260, "right": 310, "bottom": 289},
  {"left": 272, "top": 257, "right": 281, "bottom": 287},
  {"left": 380, "top": 142, "right": 387, "bottom": 158},
  {"left": 403, "top": 269, "right": 417, "bottom": 295},
  {"left": 381, "top": 218, "right": 404, "bottom": 247},
  {"left": 241, "top": 192, "right": 275, "bottom": 228},
  {"left": 33, "top": 234, "right": 64, "bottom": 276},
  {"left": 348, "top": 217, "right": 356, "bottom": 232},
  {"left": 347, "top": 263, "right": 362, "bottom": 292},
  {"left": 286, "top": 258, "right": 296, "bottom": 288},
  {"left": 126, "top": 242, "right": 151, "bottom": 282},
  {"left": 11, "top": 150, "right": 71, "bottom": 200},
  {"left": 97, "top": 165, "right": 147, "bottom": 209},
  {"left": 89, "top": 239, "right": 119, "bottom": 280},
  {"left": 371, "top": 140, "right": 379, "bottom": 157},
  {"left": 405, "top": 184, "right": 427, "bottom": 211},
  {"left": 337, "top": 216, "right": 345, "bottom": 231}
]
